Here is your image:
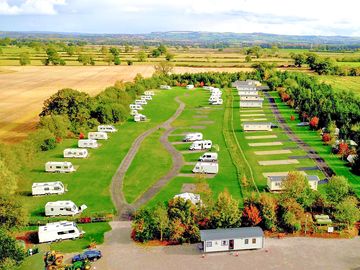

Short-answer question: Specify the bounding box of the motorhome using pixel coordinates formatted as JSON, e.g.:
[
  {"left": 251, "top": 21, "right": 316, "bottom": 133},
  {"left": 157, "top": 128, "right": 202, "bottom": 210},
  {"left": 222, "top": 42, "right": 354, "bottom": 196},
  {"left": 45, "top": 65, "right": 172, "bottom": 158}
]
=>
[
  {"left": 192, "top": 162, "right": 219, "bottom": 174},
  {"left": 38, "top": 221, "right": 85, "bottom": 243},
  {"left": 141, "top": 95, "right": 152, "bottom": 100},
  {"left": 45, "top": 162, "right": 75, "bottom": 173},
  {"left": 160, "top": 85, "right": 171, "bottom": 90},
  {"left": 32, "top": 181, "right": 66, "bottom": 196},
  {"left": 189, "top": 140, "right": 212, "bottom": 150},
  {"left": 45, "top": 200, "right": 87, "bottom": 216},
  {"left": 88, "top": 132, "right": 108, "bottom": 140},
  {"left": 78, "top": 139, "right": 98, "bottom": 149},
  {"left": 130, "top": 109, "right": 138, "bottom": 116},
  {"left": 129, "top": 104, "right": 143, "bottom": 110},
  {"left": 98, "top": 125, "right": 117, "bottom": 133},
  {"left": 183, "top": 132, "right": 203, "bottom": 142},
  {"left": 199, "top": 152, "right": 218, "bottom": 162},
  {"left": 134, "top": 114, "right": 147, "bottom": 122},
  {"left": 186, "top": 84, "right": 195, "bottom": 89},
  {"left": 135, "top": 99, "right": 147, "bottom": 105},
  {"left": 63, "top": 148, "right": 88, "bottom": 158},
  {"left": 144, "top": 90, "right": 155, "bottom": 96}
]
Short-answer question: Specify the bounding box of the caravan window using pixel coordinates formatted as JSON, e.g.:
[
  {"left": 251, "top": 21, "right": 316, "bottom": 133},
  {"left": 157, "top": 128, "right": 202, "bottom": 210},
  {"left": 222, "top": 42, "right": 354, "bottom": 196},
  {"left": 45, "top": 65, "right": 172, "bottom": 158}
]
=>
[
  {"left": 44, "top": 187, "right": 50, "bottom": 191},
  {"left": 56, "top": 166, "right": 61, "bottom": 169},
  {"left": 72, "top": 205, "right": 77, "bottom": 211},
  {"left": 54, "top": 187, "right": 60, "bottom": 190},
  {"left": 206, "top": 241, "right": 212, "bottom": 247},
  {"left": 244, "top": 239, "right": 249, "bottom": 245},
  {"left": 252, "top": 238, "right": 256, "bottom": 244},
  {"left": 65, "top": 208, "right": 71, "bottom": 211},
  {"left": 221, "top": 240, "right": 228, "bottom": 246}
]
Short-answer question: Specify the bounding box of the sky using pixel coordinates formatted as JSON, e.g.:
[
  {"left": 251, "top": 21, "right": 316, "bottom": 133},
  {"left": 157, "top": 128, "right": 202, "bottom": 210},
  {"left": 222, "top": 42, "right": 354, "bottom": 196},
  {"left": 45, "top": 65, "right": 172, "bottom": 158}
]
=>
[{"left": 0, "top": 0, "right": 360, "bottom": 36}]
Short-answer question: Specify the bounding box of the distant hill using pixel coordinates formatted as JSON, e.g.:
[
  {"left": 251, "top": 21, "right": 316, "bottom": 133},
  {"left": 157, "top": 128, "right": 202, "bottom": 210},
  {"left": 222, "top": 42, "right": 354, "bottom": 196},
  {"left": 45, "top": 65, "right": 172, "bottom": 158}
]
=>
[{"left": 1, "top": 31, "right": 360, "bottom": 48}]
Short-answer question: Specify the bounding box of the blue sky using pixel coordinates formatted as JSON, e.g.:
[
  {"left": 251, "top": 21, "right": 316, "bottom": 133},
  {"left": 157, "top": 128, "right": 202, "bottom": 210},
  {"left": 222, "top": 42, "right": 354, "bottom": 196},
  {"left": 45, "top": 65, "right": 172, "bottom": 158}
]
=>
[{"left": 0, "top": 0, "right": 359, "bottom": 36}]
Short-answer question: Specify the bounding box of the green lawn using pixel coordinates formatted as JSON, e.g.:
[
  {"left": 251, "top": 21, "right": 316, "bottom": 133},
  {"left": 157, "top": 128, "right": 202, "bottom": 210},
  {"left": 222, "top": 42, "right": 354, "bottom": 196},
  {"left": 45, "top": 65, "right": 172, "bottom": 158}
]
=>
[{"left": 270, "top": 91, "right": 360, "bottom": 196}]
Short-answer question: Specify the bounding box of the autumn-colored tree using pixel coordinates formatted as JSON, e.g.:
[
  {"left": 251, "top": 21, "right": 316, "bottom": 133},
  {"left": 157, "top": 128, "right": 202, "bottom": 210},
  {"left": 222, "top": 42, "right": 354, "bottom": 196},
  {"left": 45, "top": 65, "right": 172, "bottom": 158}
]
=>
[
  {"left": 212, "top": 190, "right": 241, "bottom": 228},
  {"left": 309, "top": 116, "right": 319, "bottom": 129},
  {"left": 281, "top": 93, "right": 290, "bottom": 102},
  {"left": 79, "top": 132, "right": 85, "bottom": 139},
  {"left": 280, "top": 198, "right": 305, "bottom": 232},
  {"left": 290, "top": 115, "right": 295, "bottom": 121},
  {"left": 153, "top": 204, "right": 169, "bottom": 241},
  {"left": 242, "top": 204, "right": 262, "bottom": 226},
  {"left": 259, "top": 193, "right": 278, "bottom": 231},
  {"left": 338, "top": 142, "right": 349, "bottom": 157},
  {"left": 322, "top": 133, "right": 331, "bottom": 143},
  {"left": 334, "top": 196, "right": 360, "bottom": 229},
  {"left": 169, "top": 218, "right": 186, "bottom": 243}
]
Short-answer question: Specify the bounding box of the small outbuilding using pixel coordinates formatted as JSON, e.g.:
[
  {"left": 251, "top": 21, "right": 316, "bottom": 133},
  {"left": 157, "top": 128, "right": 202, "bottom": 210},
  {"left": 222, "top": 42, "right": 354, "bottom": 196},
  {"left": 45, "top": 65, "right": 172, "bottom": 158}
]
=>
[
  {"left": 200, "top": 227, "right": 264, "bottom": 253},
  {"left": 243, "top": 122, "right": 271, "bottom": 131}
]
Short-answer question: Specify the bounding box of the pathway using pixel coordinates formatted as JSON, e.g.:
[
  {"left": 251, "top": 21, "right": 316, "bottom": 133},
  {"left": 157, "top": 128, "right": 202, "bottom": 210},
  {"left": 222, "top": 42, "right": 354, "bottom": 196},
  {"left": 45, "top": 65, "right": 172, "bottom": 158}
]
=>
[
  {"left": 264, "top": 92, "right": 334, "bottom": 179},
  {"left": 111, "top": 96, "right": 185, "bottom": 220}
]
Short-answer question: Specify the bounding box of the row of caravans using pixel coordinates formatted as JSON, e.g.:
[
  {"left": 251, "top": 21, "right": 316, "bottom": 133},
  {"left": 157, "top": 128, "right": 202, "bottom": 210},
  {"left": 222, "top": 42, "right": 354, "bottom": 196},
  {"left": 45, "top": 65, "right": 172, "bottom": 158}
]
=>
[
  {"left": 206, "top": 86, "right": 223, "bottom": 105},
  {"left": 131, "top": 91, "right": 155, "bottom": 122},
  {"left": 235, "top": 80, "right": 264, "bottom": 108}
]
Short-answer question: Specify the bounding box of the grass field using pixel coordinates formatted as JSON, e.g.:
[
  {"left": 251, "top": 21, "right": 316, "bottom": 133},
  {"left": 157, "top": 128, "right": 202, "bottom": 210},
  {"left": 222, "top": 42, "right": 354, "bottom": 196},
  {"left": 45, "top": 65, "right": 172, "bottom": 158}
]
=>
[{"left": 316, "top": 75, "right": 360, "bottom": 95}]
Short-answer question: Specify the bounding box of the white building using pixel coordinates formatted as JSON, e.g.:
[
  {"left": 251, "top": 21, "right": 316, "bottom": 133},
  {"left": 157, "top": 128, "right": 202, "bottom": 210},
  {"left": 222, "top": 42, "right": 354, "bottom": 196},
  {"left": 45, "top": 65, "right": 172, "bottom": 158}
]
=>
[
  {"left": 238, "top": 90, "right": 259, "bottom": 96},
  {"left": 38, "top": 221, "right": 84, "bottom": 243},
  {"left": 160, "top": 85, "right": 171, "bottom": 90},
  {"left": 200, "top": 227, "right": 264, "bottom": 253},
  {"left": 63, "top": 148, "right": 88, "bottom": 158},
  {"left": 45, "top": 162, "right": 75, "bottom": 173},
  {"left": 129, "top": 104, "right": 143, "bottom": 110},
  {"left": 98, "top": 125, "right": 117, "bottom": 133},
  {"left": 88, "top": 132, "right": 108, "bottom": 140},
  {"left": 267, "top": 175, "right": 320, "bottom": 192},
  {"left": 189, "top": 140, "right": 212, "bottom": 150},
  {"left": 134, "top": 114, "right": 147, "bottom": 122},
  {"left": 174, "top": 192, "right": 201, "bottom": 205},
  {"left": 240, "top": 96, "right": 264, "bottom": 101},
  {"left": 186, "top": 85, "right": 195, "bottom": 89},
  {"left": 144, "top": 90, "right": 155, "bottom": 96},
  {"left": 32, "top": 181, "right": 66, "bottom": 196},
  {"left": 45, "top": 200, "right": 87, "bottom": 216},
  {"left": 192, "top": 162, "right": 218, "bottom": 174},
  {"left": 240, "top": 100, "right": 263, "bottom": 108},
  {"left": 243, "top": 122, "right": 272, "bottom": 131},
  {"left": 78, "top": 139, "right": 98, "bottom": 149}
]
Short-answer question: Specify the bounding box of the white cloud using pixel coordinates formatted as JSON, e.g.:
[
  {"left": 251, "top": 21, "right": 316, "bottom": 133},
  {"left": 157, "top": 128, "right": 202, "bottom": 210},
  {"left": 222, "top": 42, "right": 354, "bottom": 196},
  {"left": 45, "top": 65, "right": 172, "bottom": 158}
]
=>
[{"left": 0, "top": 0, "right": 66, "bottom": 15}]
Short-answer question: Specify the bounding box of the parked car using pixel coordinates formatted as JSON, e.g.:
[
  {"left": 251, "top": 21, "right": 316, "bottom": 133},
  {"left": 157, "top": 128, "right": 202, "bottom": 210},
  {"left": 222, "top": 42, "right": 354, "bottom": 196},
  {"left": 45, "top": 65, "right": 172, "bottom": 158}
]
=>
[{"left": 72, "top": 249, "right": 102, "bottom": 262}]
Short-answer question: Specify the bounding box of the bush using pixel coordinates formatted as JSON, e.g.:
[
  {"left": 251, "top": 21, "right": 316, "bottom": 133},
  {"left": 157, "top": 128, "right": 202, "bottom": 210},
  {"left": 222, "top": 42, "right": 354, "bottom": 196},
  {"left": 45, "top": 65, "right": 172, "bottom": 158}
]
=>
[{"left": 40, "top": 137, "right": 57, "bottom": 151}]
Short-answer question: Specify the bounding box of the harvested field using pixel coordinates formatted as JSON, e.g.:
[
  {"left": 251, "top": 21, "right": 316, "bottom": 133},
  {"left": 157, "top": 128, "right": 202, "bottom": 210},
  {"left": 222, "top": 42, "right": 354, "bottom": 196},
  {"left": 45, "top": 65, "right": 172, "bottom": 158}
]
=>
[
  {"left": 258, "top": 159, "right": 300, "bottom": 166},
  {"left": 245, "top": 135, "right": 278, "bottom": 140},
  {"left": 248, "top": 142, "right": 283, "bottom": 147},
  {"left": 254, "top": 150, "right": 292, "bottom": 155}
]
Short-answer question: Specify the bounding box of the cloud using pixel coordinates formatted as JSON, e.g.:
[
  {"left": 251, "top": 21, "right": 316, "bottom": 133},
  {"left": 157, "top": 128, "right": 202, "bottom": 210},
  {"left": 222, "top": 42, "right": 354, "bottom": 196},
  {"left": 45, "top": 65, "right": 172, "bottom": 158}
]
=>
[{"left": 0, "top": 0, "right": 66, "bottom": 15}]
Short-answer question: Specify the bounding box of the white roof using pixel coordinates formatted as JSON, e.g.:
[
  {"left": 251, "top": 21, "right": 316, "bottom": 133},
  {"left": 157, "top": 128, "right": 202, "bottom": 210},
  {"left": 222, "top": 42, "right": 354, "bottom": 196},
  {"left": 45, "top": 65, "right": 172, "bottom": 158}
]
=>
[
  {"left": 98, "top": 125, "right": 115, "bottom": 128},
  {"left": 79, "top": 139, "right": 97, "bottom": 143},
  {"left": 32, "top": 181, "right": 63, "bottom": 188},
  {"left": 39, "top": 221, "right": 76, "bottom": 233},
  {"left": 88, "top": 131, "right": 107, "bottom": 135},
  {"left": 174, "top": 192, "right": 201, "bottom": 204},
  {"left": 45, "top": 200, "right": 76, "bottom": 207},
  {"left": 46, "top": 161, "right": 73, "bottom": 166},
  {"left": 196, "top": 162, "right": 218, "bottom": 167},
  {"left": 64, "top": 148, "right": 87, "bottom": 152}
]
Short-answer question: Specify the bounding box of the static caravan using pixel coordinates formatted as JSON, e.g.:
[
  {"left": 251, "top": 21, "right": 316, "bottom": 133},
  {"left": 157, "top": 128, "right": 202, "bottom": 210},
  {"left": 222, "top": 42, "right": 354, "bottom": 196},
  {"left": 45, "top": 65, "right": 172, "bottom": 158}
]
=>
[
  {"left": 210, "top": 99, "right": 223, "bottom": 105},
  {"left": 144, "top": 90, "right": 155, "bottom": 96},
  {"left": 38, "top": 221, "right": 85, "bottom": 243},
  {"left": 78, "top": 139, "right": 98, "bottom": 149},
  {"left": 200, "top": 227, "right": 264, "bottom": 253},
  {"left": 135, "top": 99, "right": 147, "bottom": 105},
  {"left": 209, "top": 95, "right": 221, "bottom": 102},
  {"left": 45, "top": 162, "right": 75, "bottom": 173},
  {"left": 240, "top": 100, "right": 263, "bottom": 108},
  {"left": 160, "top": 85, "right": 171, "bottom": 90},
  {"left": 193, "top": 162, "right": 218, "bottom": 174},
  {"left": 240, "top": 96, "right": 264, "bottom": 101},
  {"left": 98, "top": 125, "right": 117, "bottom": 133},
  {"left": 174, "top": 192, "right": 201, "bottom": 205},
  {"left": 246, "top": 79, "right": 261, "bottom": 86},
  {"left": 186, "top": 84, "right": 195, "bottom": 89},
  {"left": 130, "top": 109, "right": 138, "bottom": 116},
  {"left": 243, "top": 122, "right": 272, "bottom": 132},
  {"left": 88, "top": 132, "right": 108, "bottom": 140},
  {"left": 199, "top": 152, "right": 218, "bottom": 162},
  {"left": 63, "top": 148, "right": 88, "bottom": 158},
  {"left": 189, "top": 140, "right": 212, "bottom": 151},
  {"left": 237, "top": 86, "right": 257, "bottom": 91},
  {"left": 45, "top": 200, "right": 87, "bottom": 217},
  {"left": 130, "top": 104, "right": 143, "bottom": 111},
  {"left": 267, "top": 175, "right": 320, "bottom": 192},
  {"left": 238, "top": 90, "right": 259, "bottom": 96},
  {"left": 141, "top": 95, "right": 152, "bottom": 100},
  {"left": 134, "top": 114, "right": 147, "bottom": 122},
  {"left": 183, "top": 132, "right": 203, "bottom": 142},
  {"left": 32, "top": 181, "right": 66, "bottom": 196}
]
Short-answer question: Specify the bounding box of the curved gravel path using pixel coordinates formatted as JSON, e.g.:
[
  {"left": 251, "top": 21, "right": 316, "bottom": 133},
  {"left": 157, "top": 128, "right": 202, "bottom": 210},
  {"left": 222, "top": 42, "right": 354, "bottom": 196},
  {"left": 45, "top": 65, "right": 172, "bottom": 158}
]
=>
[{"left": 111, "top": 96, "right": 185, "bottom": 220}]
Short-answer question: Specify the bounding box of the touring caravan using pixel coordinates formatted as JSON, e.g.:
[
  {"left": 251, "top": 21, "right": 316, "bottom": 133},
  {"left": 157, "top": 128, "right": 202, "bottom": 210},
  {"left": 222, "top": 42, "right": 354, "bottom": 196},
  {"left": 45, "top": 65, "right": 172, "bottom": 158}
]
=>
[
  {"left": 144, "top": 90, "right": 155, "bottom": 96},
  {"left": 98, "top": 125, "right": 117, "bottom": 133},
  {"left": 78, "top": 139, "right": 98, "bottom": 149},
  {"left": 186, "top": 84, "right": 195, "bottom": 89},
  {"left": 63, "top": 148, "right": 88, "bottom": 158},
  {"left": 45, "top": 162, "right": 75, "bottom": 173},
  {"left": 45, "top": 200, "right": 87, "bottom": 216},
  {"left": 141, "top": 95, "right": 152, "bottom": 100},
  {"left": 209, "top": 95, "right": 221, "bottom": 102},
  {"left": 135, "top": 99, "right": 147, "bottom": 105},
  {"left": 183, "top": 132, "right": 203, "bottom": 142},
  {"left": 193, "top": 162, "right": 219, "bottom": 174},
  {"left": 38, "top": 221, "right": 85, "bottom": 243},
  {"left": 130, "top": 109, "right": 138, "bottom": 116},
  {"left": 134, "top": 114, "right": 147, "bottom": 122},
  {"left": 189, "top": 140, "right": 212, "bottom": 151},
  {"left": 32, "top": 181, "right": 66, "bottom": 196},
  {"left": 199, "top": 152, "right": 218, "bottom": 162},
  {"left": 88, "top": 132, "right": 108, "bottom": 140},
  {"left": 130, "top": 104, "right": 143, "bottom": 110},
  {"left": 160, "top": 85, "right": 172, "bottom": 90}
]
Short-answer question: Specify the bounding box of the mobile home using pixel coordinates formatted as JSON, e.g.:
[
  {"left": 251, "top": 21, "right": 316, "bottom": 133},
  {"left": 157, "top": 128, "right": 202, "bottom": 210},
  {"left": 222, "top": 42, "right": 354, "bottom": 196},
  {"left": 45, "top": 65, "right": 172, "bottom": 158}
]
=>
[
  {"left": 240, "top": 100, "right": 263, "bottom": 108},
  {"left": 78, "top": 139, "right": 98, "bottom": 149},
  {"left": 186, "top": 84, "right": 195, "bottom": 89},
  {"left": 135, "top": 99, "right": 147, "bottom": 105},
  {"left": 144, "top": 90, "right": 155, "bottom": 96},
  {"left": 32, "top": 181, "right": 66, "bottom": 196},
  {"left": 129, "top": 104, "right": 143, "bottom": 110},
  {"left": 183, "top": 132, "right": 203, "bottom": 142},
  {"left": 45, "top": 200, "right": 87, "bottom": 216},
  {"left": 240, "top": 96, "right": 264, "bottom": 101},
  {"left": 134, "top": 114, "right": 147, "bottom": 122},
  {"left": 209, "top": 95, "right": 221, "bottom": 102},
  {"left": 98, "top": 125, "right": 117, "bottom": 133},
  {"left": 160, "top": 85, "right": 171, "bottom": 90},
  {"left": 200, "top": 227, "right": 264, "bottom": 253},
  {"left": 88, "top": 132, "right": 108, "bottom": 140},
  {"left": 63, "top": 148, "right": 88, "bottom": 158},
  {"left": 141, "top": 95, "right": 152, "bottom": 100},
  {"left": 243, "top": 122, "right": 272, "bottom": 132},
  {"left": 193, "top": 162, "right": 218, "bottom": 174},
  {"left": 199, "top": 152, "right": 218, "bottom": 162},
  {"left": 189, "top": 140, "right": 212, "bottom": 150},
  {"left": 238, "top": 90, "right": 259, "bottom": 96},
  {"left": 174, "top": 192, "right": 201, "bottom": 205},
  {"left": 267, "top": 175, "right": 320, "bottom": 192},
  {"left": 45, "top": 162, "right": 75, "bottom": 173},
  {"left": 38, "top": 221, "right": 84, "bottom": 243},
  {"left": 130, "top": 109, "right": 138, "bottom": 116}
]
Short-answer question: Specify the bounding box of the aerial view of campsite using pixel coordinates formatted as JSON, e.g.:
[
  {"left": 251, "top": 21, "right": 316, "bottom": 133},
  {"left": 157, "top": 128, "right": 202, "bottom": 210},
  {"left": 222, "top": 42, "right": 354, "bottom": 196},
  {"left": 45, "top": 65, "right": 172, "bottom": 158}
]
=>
[{"left": 1, "top": 1, "right": 360, "bottom": 269}]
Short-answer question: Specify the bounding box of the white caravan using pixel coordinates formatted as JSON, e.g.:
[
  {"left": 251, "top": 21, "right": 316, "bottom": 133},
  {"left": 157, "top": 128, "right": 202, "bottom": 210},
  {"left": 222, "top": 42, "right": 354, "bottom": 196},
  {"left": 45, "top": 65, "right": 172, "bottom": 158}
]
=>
[
  {"left": 160, "top": 85, "right": 172, "bottom": 90},
  {"left": 45, "top": 200, "right": 87, "bottom": 216},
  {"left": 193, "top": 162, "right": 219, "bottom": 174},
  {"left": 32, "top": 181, "right": 66, "bottom": 196},
  {"left": 209, "top": 95, "right": 221, "bottom": 102},
  {"left": 134, "top": 114, "right": 147, "bottom": 122},
  {"left": 130, "top": 104, "right": 143, "bottom": 110},
  {"left": 98, "top": 125, "right": 117, "bottom": 133},
  {"left": 88, "top": 132, "right": 108, "bottom": 140},
  {"left": 63, "top": 148, "right": 88, "bottom": 159},
  {"left": 130, "top": 109, "right": 138, "bottom": 116},
  {"left": 45, "top": 162, "right": 75, "bottom": 173},
  {"left": 186, "top": 84, "right": 195, "bottom": 89},
  {"left": 144, "top": 90, "right": 155, "bottom": 96},
  {"left": 199, "top": 152, "right": 218, "bottom": 162},
  {"left": 141, "top": 95, "right": 152, "bottom": 100},
  {"left": 78, "top": 139, "right": 98, "bottom": 149},
  {"left": 38, "top": 221, "right": 85, "bottom": 243},
  {"left": 189, "top": 140, "right": 212, "bottom": 151},
  {"left": 183, "top": 132, "right": 203, "bottom": 142},
  {"left": 135, "top": 99, "right": 147, "bottom": 105},
  {"left": 210, "top": 99, "right": 223, "bottom": 105}
]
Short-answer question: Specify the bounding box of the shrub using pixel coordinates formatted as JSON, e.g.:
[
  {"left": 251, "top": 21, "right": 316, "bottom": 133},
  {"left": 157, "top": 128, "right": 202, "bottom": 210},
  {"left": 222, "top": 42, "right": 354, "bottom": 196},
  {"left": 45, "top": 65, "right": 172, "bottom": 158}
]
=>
[{"left": 40, "top": 137, "right": 57, "bottom": 151}]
